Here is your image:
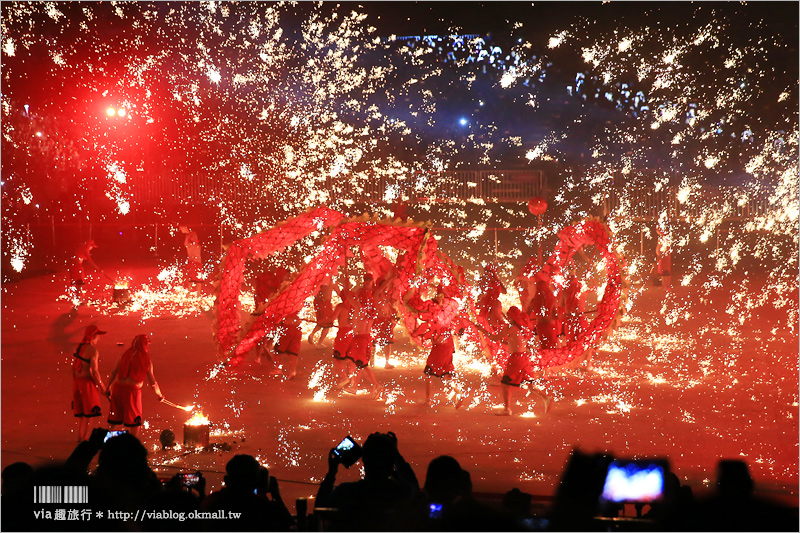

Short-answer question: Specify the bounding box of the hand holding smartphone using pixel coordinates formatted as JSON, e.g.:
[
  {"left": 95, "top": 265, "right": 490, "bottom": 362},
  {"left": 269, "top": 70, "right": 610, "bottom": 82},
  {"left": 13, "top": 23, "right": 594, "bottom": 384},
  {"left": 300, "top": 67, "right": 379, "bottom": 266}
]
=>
[
  {"left": 177, "top": 472, "right": 202, "bottom": 487},
  {"left": 332, "top": 436, "right": 362, "bottom": 468}
]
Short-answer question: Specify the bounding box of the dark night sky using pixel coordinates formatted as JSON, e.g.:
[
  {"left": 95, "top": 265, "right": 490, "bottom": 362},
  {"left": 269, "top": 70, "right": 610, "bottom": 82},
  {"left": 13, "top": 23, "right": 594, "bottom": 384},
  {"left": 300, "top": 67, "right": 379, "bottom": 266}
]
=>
[
  {"left": 353, "top": 1, "right": 798, "bottom": 47},
  {"left": 358, "top": 1, "right": 800, "bottom": 35}
]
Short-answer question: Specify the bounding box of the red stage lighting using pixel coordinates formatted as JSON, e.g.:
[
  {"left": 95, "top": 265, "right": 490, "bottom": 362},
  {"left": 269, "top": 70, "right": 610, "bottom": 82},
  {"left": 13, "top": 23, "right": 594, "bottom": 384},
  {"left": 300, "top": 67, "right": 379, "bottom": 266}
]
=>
[
  {"left": 118, "top": 108, "right": 126, "bottom": 117},
  {"left": 106, "top": 107, "right": 116, "bottom": 117}
]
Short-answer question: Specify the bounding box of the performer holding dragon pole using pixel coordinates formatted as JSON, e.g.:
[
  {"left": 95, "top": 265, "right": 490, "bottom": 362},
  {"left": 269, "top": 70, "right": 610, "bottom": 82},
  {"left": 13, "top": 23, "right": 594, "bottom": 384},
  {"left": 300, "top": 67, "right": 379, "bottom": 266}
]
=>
[
  {"left": 341, "top": 273, "right": 384, "bottom": 397},
  {"left": 472, "top": 306, "right": 551, "bottom": 416},
  {"left": 405, "top": 281, "right": 465, "bottom": 409}
]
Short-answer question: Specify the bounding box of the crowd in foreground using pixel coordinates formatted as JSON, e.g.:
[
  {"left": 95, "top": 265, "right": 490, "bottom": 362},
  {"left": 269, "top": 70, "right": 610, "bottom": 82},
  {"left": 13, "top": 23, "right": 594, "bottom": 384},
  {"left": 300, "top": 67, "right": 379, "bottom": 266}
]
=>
[{"left": 2, "top": 429, "right": 797, "bottom": 532}]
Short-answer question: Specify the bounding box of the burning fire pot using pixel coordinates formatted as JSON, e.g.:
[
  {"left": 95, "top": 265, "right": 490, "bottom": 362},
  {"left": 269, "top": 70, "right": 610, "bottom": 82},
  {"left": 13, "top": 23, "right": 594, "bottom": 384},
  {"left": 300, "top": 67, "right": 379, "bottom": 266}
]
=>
[
  {"left": 112, "top": 281, "right": 131, "bottom": 304},
  {"left": 184, "top": 412, "right": 210, "bottom": 449},
  {"left": 112, "top": 288, "right": 131, "bottom": 304}
]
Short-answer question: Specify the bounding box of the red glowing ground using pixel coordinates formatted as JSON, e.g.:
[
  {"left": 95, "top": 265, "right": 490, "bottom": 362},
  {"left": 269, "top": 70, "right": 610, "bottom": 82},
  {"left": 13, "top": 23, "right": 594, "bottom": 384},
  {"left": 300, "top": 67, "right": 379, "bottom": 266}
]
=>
[{"left": 1, "top": 263, "right": 797, "bottom": 513}]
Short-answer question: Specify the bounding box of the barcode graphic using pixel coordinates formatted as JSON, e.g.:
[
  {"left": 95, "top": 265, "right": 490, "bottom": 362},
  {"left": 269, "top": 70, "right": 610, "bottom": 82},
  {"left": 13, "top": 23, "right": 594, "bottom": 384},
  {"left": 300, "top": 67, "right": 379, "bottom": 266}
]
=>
[{"left": 33, "top": 486, "right": 88, "bottom": 504}]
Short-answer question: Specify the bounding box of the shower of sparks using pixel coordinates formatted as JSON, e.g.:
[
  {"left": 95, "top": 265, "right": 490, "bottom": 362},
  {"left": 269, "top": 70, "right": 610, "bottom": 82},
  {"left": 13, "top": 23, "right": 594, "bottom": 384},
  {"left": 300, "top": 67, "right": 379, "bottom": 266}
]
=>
[
  {"left": 83, "top": 276, "right": 216, "bottom": 320},
  {"left": 1, "top": 3, "right": 797, "bottom": 483}
]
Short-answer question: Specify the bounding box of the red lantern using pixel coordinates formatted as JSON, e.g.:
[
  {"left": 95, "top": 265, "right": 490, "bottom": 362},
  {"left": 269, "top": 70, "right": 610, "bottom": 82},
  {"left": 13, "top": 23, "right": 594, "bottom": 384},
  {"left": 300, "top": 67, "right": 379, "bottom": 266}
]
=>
[{"left": 528, "top": 197, "right": 547, "bottom": 216}]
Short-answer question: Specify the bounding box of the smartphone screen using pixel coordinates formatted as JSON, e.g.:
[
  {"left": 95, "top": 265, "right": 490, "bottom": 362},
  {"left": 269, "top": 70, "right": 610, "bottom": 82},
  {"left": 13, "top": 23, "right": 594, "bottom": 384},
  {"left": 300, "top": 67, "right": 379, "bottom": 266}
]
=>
[
  {"left": 429, "top": 503, "right": 443, "bottom": 519},
  {"left": 104, "top": 430, "right": 127, "bottom": 443},
  {"left": 180, "top": 473, "right": 200, "bottom": 487},
  {"left": 334, "top": 436, "right": 354, "bottom": 455},
  {"left": 600, "top": 460, "right": 664, "bottom": 503},
  {"left": 332, "top": 436, "right": 362, "bottom": 468}
]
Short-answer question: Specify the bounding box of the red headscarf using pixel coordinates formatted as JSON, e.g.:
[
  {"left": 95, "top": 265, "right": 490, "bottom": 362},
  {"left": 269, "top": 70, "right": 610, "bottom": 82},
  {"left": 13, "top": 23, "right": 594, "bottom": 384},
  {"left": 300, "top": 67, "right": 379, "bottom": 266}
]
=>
[{"left": 118, "top": 335, "right": 152, "bottom": 382}]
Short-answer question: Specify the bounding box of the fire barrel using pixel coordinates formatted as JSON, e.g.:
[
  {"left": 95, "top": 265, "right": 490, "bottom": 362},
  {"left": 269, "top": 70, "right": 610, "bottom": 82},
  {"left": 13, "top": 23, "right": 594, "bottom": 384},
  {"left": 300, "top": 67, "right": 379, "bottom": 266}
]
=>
[
  {"left": 112, "top": 288, "right": 131, "bottom": 304},
  {"left": 184, "top": 423, "right": 210, "bottom": 448}
]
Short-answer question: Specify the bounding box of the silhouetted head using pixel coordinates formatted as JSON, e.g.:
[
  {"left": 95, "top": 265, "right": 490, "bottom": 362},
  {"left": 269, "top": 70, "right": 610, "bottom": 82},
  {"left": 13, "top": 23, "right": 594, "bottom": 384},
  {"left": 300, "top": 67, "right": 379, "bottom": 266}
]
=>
[
  {"left": 97, "top": 432, "right": 150, "bottom": 480},
  {"left": 663, "top": 471, "right": 681, "bottom": 500},
  {"left": 502, "top": 488, "right": 532, "bottom": 517},
  {"left": 424, "top": 455, "right": 465, "bottom": 504},
  {"left": 2, "top": 462, "right": 34, "bottom": 496},
  {"left": 224, "top": 454, "right": 262, "bottom": 492},
  {"left": 361, "top": 433, "right": 397, "bottom": 480},
  {"left": 716, "top": 460, "right": 753, "bottom": 500}
]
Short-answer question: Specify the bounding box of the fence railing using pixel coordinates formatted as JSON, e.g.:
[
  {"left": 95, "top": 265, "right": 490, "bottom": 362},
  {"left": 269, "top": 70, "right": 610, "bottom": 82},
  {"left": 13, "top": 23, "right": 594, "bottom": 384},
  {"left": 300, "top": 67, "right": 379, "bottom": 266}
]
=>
[
  {"left": 129, "top": 169, "right": 547, "bottom": 206},
  {"left": 127, "top": 169, "right": 773, "bottom": 220},
  {"left": 602, "top": 185, "right": 774, "bottom": 221}
]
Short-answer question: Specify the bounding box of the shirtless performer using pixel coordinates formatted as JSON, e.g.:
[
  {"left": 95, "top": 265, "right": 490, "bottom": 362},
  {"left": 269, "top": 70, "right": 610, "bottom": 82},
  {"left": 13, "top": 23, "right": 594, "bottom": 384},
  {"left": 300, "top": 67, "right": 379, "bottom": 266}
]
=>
[
  {"left": 473, "top": 306, "right": 551, "bottom": 415},
  {"left": 253, "top": 267, "right": 287, "bottom": 368},
  {"left": 308, "top": 275, "right": 335, "bottom": 346},
  {"left": 106, "top": 334, "right": 164, "bottom": 437},
  {"left": 514, "top": 273, "right": 536, "bottom": 315},
  {"left": 405, "top": 283, "right": 464, "bottom": 408},
  {"left": 476, "top": 263, "right": 506, "bottom": 333},
  {"left": 531, "top": 272, "right": 560, "bottom": 349},
  {"left": 181, "top": 228, "right": 202, "bottom": 285},
  {"left": 72, "top": 325, "right": 108, "bottom": 441},
  {"left": 342, "top": 274, "right": 383, "bottom": 397},
  {"left": 68, "top": 240, "right": 99, "bottom": 304},
  {"left": 328, "top": 290, "right": 355, "bottom": 389},
  {"left": 563, "top": 274, "right": 595, "bottom": 371},
  {"left": 371, "top": 269, "right": 399, "bottom": 369},
  {"left": 271, "top": 310, "right": 303, "bottom": 379}
]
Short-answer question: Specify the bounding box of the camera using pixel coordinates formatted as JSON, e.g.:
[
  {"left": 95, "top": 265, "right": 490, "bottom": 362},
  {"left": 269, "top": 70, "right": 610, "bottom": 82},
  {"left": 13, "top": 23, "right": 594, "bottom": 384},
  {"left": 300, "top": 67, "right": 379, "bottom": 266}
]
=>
[
  {"left": 332, "top": 435, "right": 362, "bottom": 468},
  {"left": 600, "top": 459, "right": 666, "bottom": 503},
  {"left": 104, "top": 429, "right": 128, "bottom": 443},
  {"left": 176, "top": 472, "right": 201, "bottom": 487}
]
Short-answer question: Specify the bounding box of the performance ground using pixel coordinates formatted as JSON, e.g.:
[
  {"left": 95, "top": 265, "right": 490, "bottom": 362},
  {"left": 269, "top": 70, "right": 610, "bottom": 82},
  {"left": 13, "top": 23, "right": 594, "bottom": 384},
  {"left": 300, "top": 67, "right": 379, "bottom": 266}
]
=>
[{"left": 1, "top": 263, "right": 797, "bottom": 514}]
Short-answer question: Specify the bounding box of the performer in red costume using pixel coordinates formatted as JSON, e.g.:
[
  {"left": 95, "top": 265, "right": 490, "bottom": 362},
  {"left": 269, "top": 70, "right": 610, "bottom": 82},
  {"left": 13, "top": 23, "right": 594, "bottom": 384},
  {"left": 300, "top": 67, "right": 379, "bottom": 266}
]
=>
[
  {"left": 472, "top": 306, "right": 551, "bottom": 416},
  {"left": 530, "top": 272, "right": 560, "bottom": 349},
  {"left": 562, "top": 276, "right": 584, "bottom": 338},
  {"left": 476, "top": 263, "right": 506, "bottom": 333},
  {"left": 656, "top": 225, "right": 672, "bottom": 290},
  {"left": 329, "top": 289, "right": 355, "bottom": 389},
  {"left": 342, "top": 274, "right": 383, "bottom": 397},
  {"left": 371, "top": 268, "right": 399, "bottom": 369},
  {"left": 563, "top": 274, "right": 595, "bottom": 371},
  {"left": 405, "top": 282, "right": 464, "bottom": 408},
  {"left": 106, "top": 334, "right": 164, "bottom": 437},
  {"left": 68, "top": 240, "right": 99, "bottom": 304},
  {"left": 253, "top": 267, "right": 289, "bottom": 368},
  {"left": 72, "top": 325, "right": 108, "bottom": 441},
  {"left": 308, "top": 274, "right": 335, "bottom": 346},
  {"left": 180, "top": 226, "right": 203, "bottom": 285},
  {"left": 271, "top": 311, "right": 303, "bottom": 379},
  {"left": 514, "top": 273, "right": 536, "bottom": 315}
]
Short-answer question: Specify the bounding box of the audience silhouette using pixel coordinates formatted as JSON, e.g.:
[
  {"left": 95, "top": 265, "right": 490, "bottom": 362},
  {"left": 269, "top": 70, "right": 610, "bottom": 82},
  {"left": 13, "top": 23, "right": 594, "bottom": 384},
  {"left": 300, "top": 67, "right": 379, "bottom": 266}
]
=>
[
  {"left": 316, "top": 431, "right": 419, "bottom": 530},
  {"left": 396, "top": 454, "right": 517, "bottom": 531},
  {"left": 693, "top": 459, "right": 797, "bottom": 532},
  {"left": 201, "top": 454, "right": 294, "bottom": 531},
  {"left": 2, "top": 435, "right": 797, "bottom": 532}
]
